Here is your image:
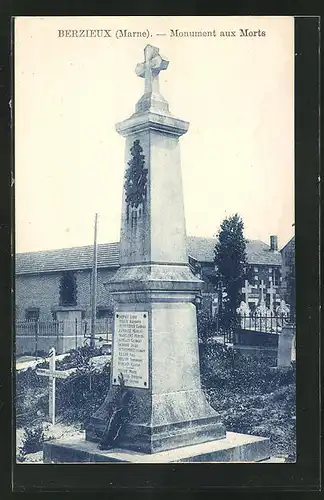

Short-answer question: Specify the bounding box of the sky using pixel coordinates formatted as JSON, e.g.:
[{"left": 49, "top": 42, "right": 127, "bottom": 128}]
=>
[{"left": 14, "top": 16, "right": 294, "bottom": 254}]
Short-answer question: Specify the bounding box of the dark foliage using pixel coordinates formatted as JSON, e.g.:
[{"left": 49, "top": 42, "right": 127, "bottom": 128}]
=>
[
  {"left": 19, "top": 424, "right": 45, "bottom": 457},
  {"left": 16, "top": 367, "right": 48, "bottom": 428},
  {"left": 55, "top": 361, "right": 111, "bottom": 427},
  {"left": 16, "top": 345, "right": 110, "bottom": 429},
  {"left": 199, "top": 341, "right": 296, "bottom": 456},
  {"left": 57, "top": 344, "right": 103, "bottom": 370},
  {"left": 214, "top": 214, "right": 248, "bottom": 331},
  {"left": 197, "top": 310, "right": 217, "bottom": 343}
]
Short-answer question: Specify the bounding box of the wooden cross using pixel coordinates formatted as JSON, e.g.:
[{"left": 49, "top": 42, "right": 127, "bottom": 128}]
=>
[
  {"left": 135, "top": 44, "right": 169, "bottom": 95},
  {"left": 267, "top": 280, "right": 276, "bottom": 312},
  {"left": 36, "top": 347, "right": 74, "bottom": 425},
  {"left": 242, "top": 279, "right": 251, "bottom": 304},
  {"left": 259, "top": 280, "right": 266, "bottom": 302}
]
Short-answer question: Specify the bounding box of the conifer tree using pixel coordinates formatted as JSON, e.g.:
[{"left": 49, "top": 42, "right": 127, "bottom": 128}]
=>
[{"left": 214, "top": 214, "right": 248, "bottom": 329}]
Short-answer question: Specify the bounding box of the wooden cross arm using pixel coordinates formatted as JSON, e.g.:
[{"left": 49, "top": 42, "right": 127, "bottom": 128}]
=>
[{"left": 36, "top": 368, "right": 77, "bottom": 379}]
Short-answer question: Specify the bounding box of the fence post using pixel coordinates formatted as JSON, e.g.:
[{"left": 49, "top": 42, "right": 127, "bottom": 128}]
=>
[
  {"left": 82, "top": 320, "right": 87, "bottom": 346},
  {"left": 56, "top": 320, "right": 59, "bottom": 352},
  {"left": 75, "top": 318, "right": 78, "bottom": 350},
  {"left": 35, "top": 320, "right": 39, "bottom": 359}
]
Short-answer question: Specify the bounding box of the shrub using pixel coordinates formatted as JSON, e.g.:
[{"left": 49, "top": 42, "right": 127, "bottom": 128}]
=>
[
  {"left": 199, "top": 340, "right": 296, "bottom": 456},
  {"left": 199, "top": 340, "right": 296, "bottom": 395},
  {"left": 55, "top": 344, "right": 103, "bottom": 370},
  {"left": 55, "top": 360, "right": 111, "bottom": 426},
  {"left": 15, "top": 367, "right": 48, "bottom": 428},
  {"left": 197, "top": 310, "right": 217, "bottom": 343},
  {"left": 16, "top": 346, "right": 111, "bottom": 429},
  {"left": 19, "top": 424, "right": 44, "bottom": 456}
]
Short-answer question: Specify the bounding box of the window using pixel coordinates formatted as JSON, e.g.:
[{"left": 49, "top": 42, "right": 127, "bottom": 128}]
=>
[
  {"left": 269, "top": 267, "right": 272, "bottom": 273},
  {"left": 254, "top": 275, "right": 258, "bottom": 281},
  {"left": 25, "top": 308, "right": 40, "bottom": 321},
  {"left": 59, "top": 271, "right": 77, "bottom": 306},
  {"left": 273, "top": 268, "right": 281, "bottom": 286},
  {"left": 254, "top": 267, "right": 258, "bottom": 272}
]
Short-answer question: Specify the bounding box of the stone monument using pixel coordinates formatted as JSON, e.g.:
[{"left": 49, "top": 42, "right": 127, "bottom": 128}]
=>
[
  {"left": 43, "top": 45, "right": 270, "bottom": 462},
  {"left": 86, "top": 44, "right": 226, "bottom": 453}
]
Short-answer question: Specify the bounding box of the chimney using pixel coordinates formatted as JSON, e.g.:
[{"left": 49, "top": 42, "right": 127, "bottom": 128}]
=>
[{"left": 270, "top": 235, "right": 278, "bottom": 251}]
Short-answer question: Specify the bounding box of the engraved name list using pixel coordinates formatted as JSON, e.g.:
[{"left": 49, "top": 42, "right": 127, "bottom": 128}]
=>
[{"left": 112, "top": 312, "right": 149, "bottom": 389}]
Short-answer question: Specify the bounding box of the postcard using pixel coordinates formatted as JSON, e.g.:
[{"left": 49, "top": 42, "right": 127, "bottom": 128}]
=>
[{"left": 14, "top": 16, "right": 297, "bottom": 467}]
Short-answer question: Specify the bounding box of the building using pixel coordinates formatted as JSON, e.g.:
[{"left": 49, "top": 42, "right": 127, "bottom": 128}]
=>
[
  {"left": 15, "top": 236, "right": 282, "bottom": 324},
  {"left": 280, "top": 235, "right": 295, "bottom": 313},
  {"left": 188, "top": 235, "right": 282, "bottom": 315}
]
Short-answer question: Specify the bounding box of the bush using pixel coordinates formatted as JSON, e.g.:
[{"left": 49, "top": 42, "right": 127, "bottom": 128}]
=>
[
  {"left": 199, "top": 340, "right": 296, "bottom": 395},
  {"left": 197, "top": 311, "right": 218, "bottom": 343},
  {"left": 56, "top": 345, "right": 103, "bottom": 370},
  {"left": 16, "top": 367, "right": 48, "bottom": 428},
  {"left": 55, "top": 360, "right": 111, "bottom": 426},
  {"left": 199, "top": 340, "right": 296, "bottom": 456},
  {"left": 19, "top": 424, "right": 45, "bottom": 457},
  {"left": 16, "top": 346, "right": 111, "bottom": 429}
]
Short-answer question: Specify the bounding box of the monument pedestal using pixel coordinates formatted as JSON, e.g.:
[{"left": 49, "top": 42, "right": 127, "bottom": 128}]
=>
[
  {"left": 86, "top": 280, "right": 226, "bottom": 453},
  {"left": 44, "top": 431, "right": 270, "bottom": 463}
]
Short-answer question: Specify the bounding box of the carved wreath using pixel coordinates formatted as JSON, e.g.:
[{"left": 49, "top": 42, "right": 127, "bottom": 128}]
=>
[{"left": 124, "top": 140, "right": 148, "bottom": 209}]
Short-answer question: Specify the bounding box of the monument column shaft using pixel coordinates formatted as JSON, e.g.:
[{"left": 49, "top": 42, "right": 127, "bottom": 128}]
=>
[{"left": 119, "top": 129, "right": 188, "bottom": 266}]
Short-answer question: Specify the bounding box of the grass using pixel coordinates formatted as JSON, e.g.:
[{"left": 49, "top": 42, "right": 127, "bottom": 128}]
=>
[
  {"left": 200, "top": 341, "right": 296, "bottom": 457},
  {"left": 16, "top": 343, "right": 296, "bottom": 459}
]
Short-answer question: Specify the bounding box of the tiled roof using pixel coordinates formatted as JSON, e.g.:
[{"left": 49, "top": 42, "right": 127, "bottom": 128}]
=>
[
  {"left": 245, "top": 239, "right": 282, "bottom": 266},
  {"left": 187, "top": 237, "right": 282, "bottom": 266},
  {"left": 15, "top": 236, "right": 281, "bottom": 275},
  {"left": 280, "top": 235, "right": 295, "bottom": 253},
  {"left": 15, "top": 242, "right": 120, "bottom": 275}
]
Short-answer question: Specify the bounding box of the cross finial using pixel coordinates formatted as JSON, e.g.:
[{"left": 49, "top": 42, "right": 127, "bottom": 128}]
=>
[{"left": 135, "top": 45, "right": 169, "bottom": 95}]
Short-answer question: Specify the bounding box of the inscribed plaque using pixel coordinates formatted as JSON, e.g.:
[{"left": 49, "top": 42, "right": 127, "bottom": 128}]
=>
[{"left": 112, "top": 312, "right": 149, "bottom": 389}]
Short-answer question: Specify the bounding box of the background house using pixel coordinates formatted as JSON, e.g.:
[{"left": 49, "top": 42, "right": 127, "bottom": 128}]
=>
[
  {"left": 15, "top": 236, "right": 283, "bottom": 326},
  {"left": 280, "top": 235, "right": 295, "bottom": 314}
]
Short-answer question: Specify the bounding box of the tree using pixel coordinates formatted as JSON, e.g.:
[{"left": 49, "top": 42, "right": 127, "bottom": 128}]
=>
[{"left": 214, "top": 214, "right": 248, "bottom": 331}]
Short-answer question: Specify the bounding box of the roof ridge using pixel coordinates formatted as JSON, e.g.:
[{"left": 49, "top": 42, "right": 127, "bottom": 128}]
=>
[
  {"left": 16, "top": 241, "right": 120, "bottom": 256},
  {"left": 15, "top": 237, "right": 281, "bottom": 275}
]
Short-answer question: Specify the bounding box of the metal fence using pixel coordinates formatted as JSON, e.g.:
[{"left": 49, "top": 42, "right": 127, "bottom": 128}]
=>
[
  {"left": 16, "top": 319, "right": 64, "bottom": 337},
  {"left": 212, "top": 312, "right": 295, "bottom": 344},
  {"left": 83, "top": 318, "right": 112, "bottom": 342},
  {"left": 16, "top": 318, "right": 112, "bottom": 356},
  {"left": 236, "top": 312, "right": 294, "bottom": 334}
]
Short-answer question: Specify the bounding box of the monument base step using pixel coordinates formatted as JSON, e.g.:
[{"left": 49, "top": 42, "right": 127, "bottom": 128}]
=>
[{"left": 43, "top": 431, "right": 270, "bottom": 463}]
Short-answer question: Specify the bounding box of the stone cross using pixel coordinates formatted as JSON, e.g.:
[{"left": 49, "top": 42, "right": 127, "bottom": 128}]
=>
[
  {"left": 36, "top": 347, "right": 74, "bottom": 425},
  {"left": 135, "top": 44, "right": 169, "bottom": 95},
  {"left": 259, "top": 280, "right": 266, "bottom": 302},
  {"left": 242, "top": 279, "right": 251, "bottom": 305},
  {"left": 267, "top": 280, "right": 275, "bottom": 312}
]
